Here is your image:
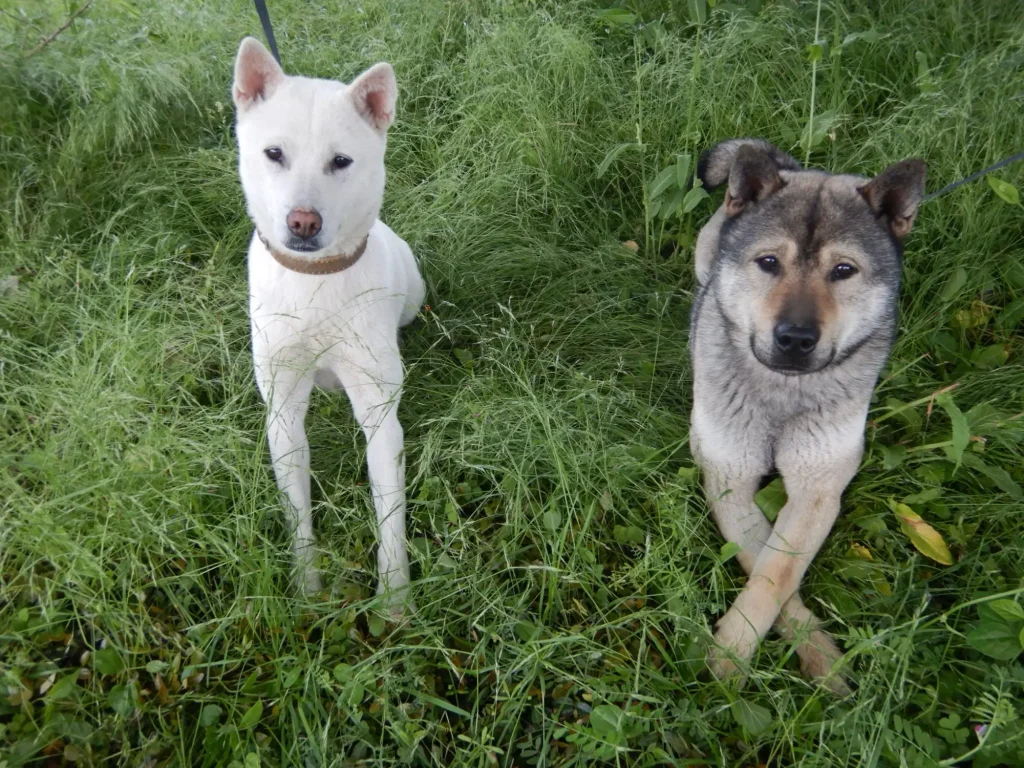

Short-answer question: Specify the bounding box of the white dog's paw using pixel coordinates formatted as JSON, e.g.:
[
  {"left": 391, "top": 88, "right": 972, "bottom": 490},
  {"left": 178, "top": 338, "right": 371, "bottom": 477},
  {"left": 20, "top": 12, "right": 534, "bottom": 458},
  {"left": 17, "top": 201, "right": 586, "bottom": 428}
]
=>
[
  {"left": 377, "top": 581, "right": 414, "bottom": 623},
  {"left": 298, "top": 563, "right": 323, "bottom": 595},
  {"left": 796, "top": 630, "right": 851, "bottom": 696}
]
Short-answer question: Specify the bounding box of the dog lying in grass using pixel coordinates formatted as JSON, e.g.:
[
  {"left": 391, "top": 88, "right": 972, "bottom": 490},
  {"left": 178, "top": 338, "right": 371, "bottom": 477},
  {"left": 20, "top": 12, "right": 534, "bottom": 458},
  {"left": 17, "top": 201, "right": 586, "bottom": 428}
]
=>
[
  {"left": 689, "top": 138, "right": 926, "bottom": 692},
  {"left": 232, "top": 38, "right": 424, "bottom": 614}
]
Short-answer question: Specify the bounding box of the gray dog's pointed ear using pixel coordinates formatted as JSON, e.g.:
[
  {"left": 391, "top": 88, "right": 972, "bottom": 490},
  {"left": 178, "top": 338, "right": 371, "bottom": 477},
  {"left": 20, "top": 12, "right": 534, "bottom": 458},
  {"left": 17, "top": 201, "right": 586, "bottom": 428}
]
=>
[
  {"left": 697, "top": 138, "right": 801, "bottom": 217},
  {"left": 233, "top": 37, "right": 284, "bottom": 112},
  {"left": 858, "top": 159, "right": 926, "bottom": 240}
]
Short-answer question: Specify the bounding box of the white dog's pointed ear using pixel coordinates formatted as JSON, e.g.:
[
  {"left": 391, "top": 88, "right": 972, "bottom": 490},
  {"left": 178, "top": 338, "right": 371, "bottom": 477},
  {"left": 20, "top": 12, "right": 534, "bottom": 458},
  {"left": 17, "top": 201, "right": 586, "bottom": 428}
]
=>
[
  {"left": 233, "top": 37, "right": 284, "bottom": 112},
  {"left": 349, "top": 62, "right": 397, "bottom": 132}
]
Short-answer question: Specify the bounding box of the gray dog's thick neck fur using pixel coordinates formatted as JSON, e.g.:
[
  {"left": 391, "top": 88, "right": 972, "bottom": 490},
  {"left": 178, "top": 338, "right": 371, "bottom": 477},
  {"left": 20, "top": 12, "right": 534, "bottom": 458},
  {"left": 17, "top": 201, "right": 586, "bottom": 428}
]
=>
[{"left": 691, "top": 280, "right": 892, "bottom": 447}]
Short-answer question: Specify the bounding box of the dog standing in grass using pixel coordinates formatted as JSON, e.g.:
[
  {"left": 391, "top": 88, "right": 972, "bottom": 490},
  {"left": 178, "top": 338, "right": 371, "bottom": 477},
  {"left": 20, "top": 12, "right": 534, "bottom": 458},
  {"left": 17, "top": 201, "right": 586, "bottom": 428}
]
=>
[
  {"left": 232, "top": 38, "right": 424, "bottom": 612},
  {"left": 689, "top": 138, "right": 925, "bottom": 691}
]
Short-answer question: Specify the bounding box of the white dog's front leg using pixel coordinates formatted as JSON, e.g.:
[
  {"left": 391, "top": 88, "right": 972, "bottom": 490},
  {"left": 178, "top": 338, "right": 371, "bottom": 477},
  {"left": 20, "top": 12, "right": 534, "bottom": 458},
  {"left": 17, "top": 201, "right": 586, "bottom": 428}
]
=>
[
  {"left": 257, "top": 367, "right": 320, "bottom": 593},
  {"left": 336, "top": 362, "right": 411, "bottom": 617}
]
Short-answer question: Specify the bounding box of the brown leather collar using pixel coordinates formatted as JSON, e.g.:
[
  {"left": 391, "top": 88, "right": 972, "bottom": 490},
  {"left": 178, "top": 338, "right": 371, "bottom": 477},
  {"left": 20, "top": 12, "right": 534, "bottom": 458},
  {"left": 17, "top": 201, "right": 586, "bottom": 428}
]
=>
[{"left": 257, "top": 230, "right": 368, "bottom": 275}]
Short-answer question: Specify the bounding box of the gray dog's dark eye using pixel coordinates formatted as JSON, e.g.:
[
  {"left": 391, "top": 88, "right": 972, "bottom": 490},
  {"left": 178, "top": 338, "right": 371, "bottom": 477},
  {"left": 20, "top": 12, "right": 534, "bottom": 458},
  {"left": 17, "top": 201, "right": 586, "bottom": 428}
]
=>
[
  {"left": 755, "top": 255, "right": 779, "bottom": 275},
  {"left": 264, "top": 147, "right": 283, "bottom": 163},
  {"left": 832, "top": 263, "right": 858, "bottom": 281},
  {"left": 331, "top": 155, "right": 353, "bottom": 171}
]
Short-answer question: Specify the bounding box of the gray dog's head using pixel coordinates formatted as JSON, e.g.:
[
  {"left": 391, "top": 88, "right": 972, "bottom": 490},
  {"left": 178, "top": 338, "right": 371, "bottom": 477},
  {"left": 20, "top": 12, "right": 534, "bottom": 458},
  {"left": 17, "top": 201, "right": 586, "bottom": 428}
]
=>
[{"left": 694, "top": 138, "right": 926, "bottom": 375}]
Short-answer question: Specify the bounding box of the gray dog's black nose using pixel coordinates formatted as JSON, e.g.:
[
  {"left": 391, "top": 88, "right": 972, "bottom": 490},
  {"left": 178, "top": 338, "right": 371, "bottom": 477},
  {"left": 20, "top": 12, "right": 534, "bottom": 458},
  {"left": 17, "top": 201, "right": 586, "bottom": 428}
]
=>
[{"left": 774, "top": 322, "right": 819, "bottom": 356}]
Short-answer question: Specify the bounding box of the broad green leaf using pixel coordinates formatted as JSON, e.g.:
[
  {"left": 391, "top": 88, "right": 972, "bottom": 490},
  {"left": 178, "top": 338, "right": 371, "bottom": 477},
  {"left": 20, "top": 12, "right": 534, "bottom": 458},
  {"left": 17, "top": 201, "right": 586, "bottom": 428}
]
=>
[
  {"left": 676, "top": 153, "right": 692, "bottom": 191},
  {"left": 681, "top": 185, "right": 711, "bottom": 213},
  {"left": 806, "top": 43, "right": 824, "bottom": 63},
  {"left": 145, "top": 660, "right": 168, "bottom": 675},
  {"left": 970, "top": 343, "right": 1010, "bottom": 370},
  {"left": 841, "top": 29, "right": 881, "bottom": 47},
  {"left": 1003, "top": 259, "right": 1024, "bottom": 290},
  {"left": 935, "top": 394, "right": 969, "bottom": 471},
  {"left": 46, "top": 672, "right": 80, "bottom": 701},
  {"left": 93, "top": 648, "right": 125, "bottom": 676},
  {"left": 648, "top": 166, "right": 677, "bottom": 201},
  {"left": 890, "top": 501, "right": 954, "bottom": 565},
  {"left": 199, "top": 703, "right": 223, "bottom": 727},
  {"left": 596, "top": 143, "right": 635, "bottom": 179},
  {"left": 884, "top": 397, "right": 922, "bottom": 432},
  {"left": 965, "top": 403, "right": 1009, "bottom": 435},
  {"left": 282, "top": 667, "right": 301, "bottom": 689},
  {"left": 719, "top": 541, "right": 741, "bottom": 563},
  {"left": 542, "top": 509, "right": 563, "bottom": 532},
  {"left": 436, "top": 552, "right": 458, "bottom": 569},
  {"left": 590, "top": 704, "right": 626, "bottom": 739},
  {"left": 514, "top": 621, "right": 542, "bottom": 643},
  {"left": 939, "top": 267, "right": 967, "bottom": 301},
  {"left": 966, "top": 621, "right": 1022, "bottom": 660},
  {"left": 658, "top": 188, "right": 684, "bottom": 219},
  {"left": 754, "top": 477, "right": 787, "bottom": 522},
  {"left": 244, "top": 753, "right": 260, "bottom": 768},
  {"left": 996, "top": 297, "right": 1024, "bottom": 330},
  {"left": 333, "top": 663, "right": 354, "bottom": 683},
  {"left": 238, "top": 699, "right": 264, "bottom": 730},
  {"left": 903, "top": 487, "right": 942, "bottom": 505},
  {"left": 367, "top": 613, "right": 386, "bottom": 638},
  {"left": 345, "top": 681, "right": 365, "bottom": 708},
  {"left": 1020, "top": 626, "right": 1024, "bottom": 651},
  {"left": 613, "top": 524, "right": 645, "bottom": 545},
  {"left": 676, "top": 465, "right": 698, "bottom": 484},
  {"left": 108, "top": 683, "right": 136, "bottom": 716},
  {"left": 960, "top": 453, "right": 1022, "bottom": 499},
  {"left": 988, "top": 600, "right": 1024, "bottom": 621},
  {"left": 596, "top": 8, "right": 637, "bottom": 27},
  {"left": 731, "top": 698, "right": 773, "bottom": 735},
  {"left": 915, "top": 51, "right": 936, "bottom": 93},
  {"left": 687, "top": 0, "right": 707, "bottom": 25},
  {"left": 880, "top": 443, "right": 907, "bottom": 470},
  {"left": 800, "top": 109, "right": 841, "bottom": 151},
  {"left": 987, "top": 176, "right": 1020, "bottom": 205}
]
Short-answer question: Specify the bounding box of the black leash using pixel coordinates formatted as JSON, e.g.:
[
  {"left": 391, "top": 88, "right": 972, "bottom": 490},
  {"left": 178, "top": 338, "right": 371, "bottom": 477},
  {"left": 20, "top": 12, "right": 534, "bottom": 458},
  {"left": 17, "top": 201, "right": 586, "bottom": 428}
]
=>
[
  {"left": 923, "top": 150, "right": 1024, "bottom": 203},
  {"left": 252, "top": 0, "right": 281, "bottom": 64}
]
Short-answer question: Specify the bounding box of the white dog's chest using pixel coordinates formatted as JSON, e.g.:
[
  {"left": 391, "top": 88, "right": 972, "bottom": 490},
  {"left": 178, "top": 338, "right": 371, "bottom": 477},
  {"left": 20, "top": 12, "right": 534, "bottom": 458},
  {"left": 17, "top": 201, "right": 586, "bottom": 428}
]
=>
[{"left": 247, "top": 238, "right": 405, "bottom": 367}]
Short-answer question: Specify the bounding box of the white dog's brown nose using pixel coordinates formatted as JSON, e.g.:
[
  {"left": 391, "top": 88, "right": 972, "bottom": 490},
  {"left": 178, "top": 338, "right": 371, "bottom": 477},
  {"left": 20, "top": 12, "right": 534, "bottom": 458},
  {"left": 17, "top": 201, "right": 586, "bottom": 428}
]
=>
[{"left": 287, "top": 209, "right": 322, "bottom": 239}]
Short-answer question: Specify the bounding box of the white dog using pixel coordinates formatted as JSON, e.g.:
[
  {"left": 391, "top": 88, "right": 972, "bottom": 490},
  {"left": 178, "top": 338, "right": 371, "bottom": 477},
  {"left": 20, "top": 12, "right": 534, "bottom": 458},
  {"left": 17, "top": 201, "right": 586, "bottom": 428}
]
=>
[{"left": 232, "top": 37, "right": 424, "bottom": 612}]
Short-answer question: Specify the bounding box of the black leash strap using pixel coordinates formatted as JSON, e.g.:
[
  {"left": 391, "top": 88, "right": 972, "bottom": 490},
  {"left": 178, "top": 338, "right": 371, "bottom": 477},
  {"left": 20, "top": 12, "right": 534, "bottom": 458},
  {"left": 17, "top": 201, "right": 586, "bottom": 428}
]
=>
[
  {"left": 252, "top": 0, "right": 281, "bottom": 64},
  {"left": 923, "top": 149, "right": 1024, "bottom": 203}
]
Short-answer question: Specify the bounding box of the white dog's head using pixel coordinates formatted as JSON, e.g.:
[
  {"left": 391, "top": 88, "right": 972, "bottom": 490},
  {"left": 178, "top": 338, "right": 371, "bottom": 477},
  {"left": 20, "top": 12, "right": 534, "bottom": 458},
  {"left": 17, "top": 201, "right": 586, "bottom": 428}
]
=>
[{"left": 232, "top": 37, "right": 396, "bottom": 256}]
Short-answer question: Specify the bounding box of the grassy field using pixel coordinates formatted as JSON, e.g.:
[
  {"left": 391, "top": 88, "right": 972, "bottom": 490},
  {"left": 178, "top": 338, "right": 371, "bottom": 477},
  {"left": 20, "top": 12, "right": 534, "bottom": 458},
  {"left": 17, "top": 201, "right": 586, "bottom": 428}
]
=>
[{"left": 2, "top": 0, "right": 1024, "bottom": 765}]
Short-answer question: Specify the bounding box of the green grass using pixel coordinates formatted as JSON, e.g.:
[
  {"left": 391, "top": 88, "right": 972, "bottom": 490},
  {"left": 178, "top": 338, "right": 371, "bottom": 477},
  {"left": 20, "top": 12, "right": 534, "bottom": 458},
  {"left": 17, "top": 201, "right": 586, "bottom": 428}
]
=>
[{"left": 2, "top": 0, "right": 1024, "bottom": 765}]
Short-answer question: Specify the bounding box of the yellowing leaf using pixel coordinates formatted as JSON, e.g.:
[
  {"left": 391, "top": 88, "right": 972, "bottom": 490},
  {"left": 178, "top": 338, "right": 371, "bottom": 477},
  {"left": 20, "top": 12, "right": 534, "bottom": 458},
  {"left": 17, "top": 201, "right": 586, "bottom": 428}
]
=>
[
  {"left": 849, "top": 543, "right": 873, "bottom": 561},
  {"left": 890, "top": 501, "right": 953, "bottom": 565}
]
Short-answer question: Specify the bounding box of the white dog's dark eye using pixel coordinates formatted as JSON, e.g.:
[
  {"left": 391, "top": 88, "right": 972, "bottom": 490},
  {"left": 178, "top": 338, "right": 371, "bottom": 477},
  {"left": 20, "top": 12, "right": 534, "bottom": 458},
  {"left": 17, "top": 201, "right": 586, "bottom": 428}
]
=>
[
  {"left": 264, "top": 147, "right": 283, "bottom": 163},
  {"left": 832, "top": 263, "right": 858, "bottom": 281},
  {"left": 331, "top": 155, "right": 353, "bottom": 171},
  {"left": 755, "top": 255, "right": 780, "bottom": 275}
]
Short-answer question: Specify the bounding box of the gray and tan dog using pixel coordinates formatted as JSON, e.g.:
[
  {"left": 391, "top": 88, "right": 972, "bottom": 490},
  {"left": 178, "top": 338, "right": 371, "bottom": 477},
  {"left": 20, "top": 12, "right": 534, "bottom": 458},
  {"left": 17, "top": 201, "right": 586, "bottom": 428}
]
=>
[{"left": 689, "top": 138, "right": 925, "bottom": 692}]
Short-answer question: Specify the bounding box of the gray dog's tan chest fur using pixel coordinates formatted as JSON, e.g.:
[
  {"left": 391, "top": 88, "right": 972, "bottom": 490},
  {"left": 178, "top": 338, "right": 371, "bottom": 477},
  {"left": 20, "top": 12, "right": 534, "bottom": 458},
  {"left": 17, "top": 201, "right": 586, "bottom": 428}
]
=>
[{"left": 691, "top": 279, "right": 891, "bottom": 467}]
